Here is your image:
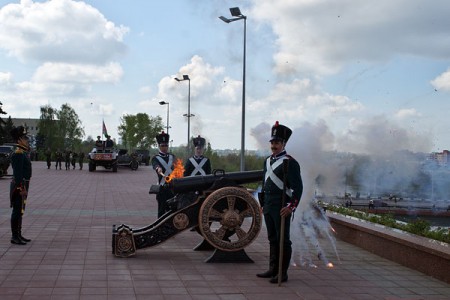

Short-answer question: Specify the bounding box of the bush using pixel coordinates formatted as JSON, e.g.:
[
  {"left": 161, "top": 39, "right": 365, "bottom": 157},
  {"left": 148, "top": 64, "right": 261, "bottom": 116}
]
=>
[{"left": 326, "top": 205, "right": 450, "bottom": 244}]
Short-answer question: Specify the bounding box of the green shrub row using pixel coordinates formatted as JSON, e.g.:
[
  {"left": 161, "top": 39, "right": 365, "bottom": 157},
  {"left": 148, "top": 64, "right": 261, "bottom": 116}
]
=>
[{"left": 326, "top": 205, "right": 450, "bottom": 244}]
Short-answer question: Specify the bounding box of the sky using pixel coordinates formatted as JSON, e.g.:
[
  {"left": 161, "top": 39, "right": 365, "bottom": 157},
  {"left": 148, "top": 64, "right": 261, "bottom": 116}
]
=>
[{"left": 1, "top": 0, "right": 450, "bottom": 153}]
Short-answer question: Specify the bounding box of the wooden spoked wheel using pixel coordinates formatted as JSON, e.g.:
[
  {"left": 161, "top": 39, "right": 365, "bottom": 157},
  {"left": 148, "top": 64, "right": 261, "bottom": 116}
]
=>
[{"left": 198, "top": 186, "right": 262, "bottom": 251}]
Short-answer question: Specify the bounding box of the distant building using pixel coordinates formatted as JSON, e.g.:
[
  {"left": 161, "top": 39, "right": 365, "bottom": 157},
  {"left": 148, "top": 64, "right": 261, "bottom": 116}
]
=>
[
  {"left": 10, "top": 118, "right": 39, "bottom": 137},
  {"left": 428, "top": 150, "right": 449, "bottom": 166}
]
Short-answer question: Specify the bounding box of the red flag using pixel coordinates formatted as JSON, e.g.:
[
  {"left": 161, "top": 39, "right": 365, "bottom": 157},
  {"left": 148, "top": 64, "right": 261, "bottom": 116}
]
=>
[{"left": 102, "top": 120, "right": 108, "bottom": 137}]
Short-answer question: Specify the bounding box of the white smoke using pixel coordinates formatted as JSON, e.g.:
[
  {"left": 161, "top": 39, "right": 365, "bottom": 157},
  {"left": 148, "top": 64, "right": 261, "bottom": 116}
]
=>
[{"left": 251, "top": 116, "right": 439, "bottom": 267}]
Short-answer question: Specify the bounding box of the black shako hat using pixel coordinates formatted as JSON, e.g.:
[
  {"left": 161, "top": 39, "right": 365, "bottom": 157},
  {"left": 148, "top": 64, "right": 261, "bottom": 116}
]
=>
[
  {"left": 156, "top": 131, "right": 170, "bottom": 145},
  {"left": 193, "top": 135, "right": 206, "bottom": 148},
  {"left": 10, "top": 126, "right": 28, "bottom": 142},
  {"left": 270, "top": 121, "right": 292, "bottom": 143}
]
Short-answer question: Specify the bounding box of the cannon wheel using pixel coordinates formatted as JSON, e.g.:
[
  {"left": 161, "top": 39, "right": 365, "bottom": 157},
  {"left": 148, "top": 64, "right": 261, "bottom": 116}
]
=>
[{"left": 198, "top": 186, "right": 262, "bottom": 252}]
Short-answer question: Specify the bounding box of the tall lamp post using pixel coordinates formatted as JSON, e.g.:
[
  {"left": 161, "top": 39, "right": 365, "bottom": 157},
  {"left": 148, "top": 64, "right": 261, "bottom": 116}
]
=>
[
  {"left": 175, "top": 75, "right": 194, "bottom": 147},
  {"left": 158, "top": 101, "right": 170, "bottom": 135},
  {"left": 220, "top": 7, "right": 247, "bottom": 171}
]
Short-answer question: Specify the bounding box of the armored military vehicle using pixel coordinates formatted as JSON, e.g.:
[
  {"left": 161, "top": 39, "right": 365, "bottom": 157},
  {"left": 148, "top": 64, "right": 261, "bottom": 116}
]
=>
[{"left": 87, "top": 147, "right": 118, "bottom": 172}]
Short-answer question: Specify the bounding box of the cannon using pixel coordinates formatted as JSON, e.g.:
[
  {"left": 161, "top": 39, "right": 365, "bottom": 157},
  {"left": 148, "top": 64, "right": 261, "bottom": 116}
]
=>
[{"left": 112, "top": 169, "right": 263, "bottom": 261}]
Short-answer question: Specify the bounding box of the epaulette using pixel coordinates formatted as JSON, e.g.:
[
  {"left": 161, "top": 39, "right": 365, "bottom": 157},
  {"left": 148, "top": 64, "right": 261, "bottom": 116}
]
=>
[{"left": 285, "top": 154, "right": 293, "bottom": 159}]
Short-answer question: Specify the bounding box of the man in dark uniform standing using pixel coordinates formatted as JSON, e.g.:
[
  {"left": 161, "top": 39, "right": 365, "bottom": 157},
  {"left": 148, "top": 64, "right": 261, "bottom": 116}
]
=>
[
  {"left": 64, "top": 148, "right": 71, "bottom": 170},
  {"left": 78, "top": 151, "right": 85, "bottom": 170},
  {"left": 45, "top": 147, "right": 52, "bottom": 169},
  {"left": 55, "top": 149, "right": 63, "bottom": 170},
  {"left": 183, "top": 135, "right": 211, "bottom": 177},
  {"left": 151, "top": 131, "right": 175, "bottom": 218},
  {"left": 257, "top": 121, "right": 303, "bottom": 283},
  {"left": 9, "top": 126, "right": 32, "bottom": 245}
]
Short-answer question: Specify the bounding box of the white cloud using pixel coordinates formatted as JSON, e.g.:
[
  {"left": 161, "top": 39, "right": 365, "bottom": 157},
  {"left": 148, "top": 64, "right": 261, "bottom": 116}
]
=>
[
  {"left": 252, "top": 0, "right": 450, "bottom": 76},
  {"left": 0, "top": 0, "right": 129, "bottom": 64},
  {"left": 431, "top": 69, "right": 450, "bottom": 92},
  {"left": 32, "top": 62, "right": 123, "bottom": 84},
  {"left": 395, "top": 108, "right": 421, "bottom": 119}
]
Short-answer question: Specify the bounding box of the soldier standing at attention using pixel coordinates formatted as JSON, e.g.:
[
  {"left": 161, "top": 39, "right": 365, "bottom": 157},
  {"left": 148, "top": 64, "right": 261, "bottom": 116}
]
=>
[
  {"left": 71, "top": 151, "right": 78, "bottom": 170},
  {"left": 9, "top": 126, "right": 32, "bottom": 245},
  {"left": 257, "top": 121, "right": 303, "bottom": 283},
  {"left": 183, "top": 135, "right": 211, "bottom": 177},
  {"left": 45, "top": 147, "right": 52, "bottom": 169},
  {"left": 78, "top": 151, "right": 85, "bottom": 170},
  {"left": 151, "top": 131, "right": 175, "bottom": 218},
  {"left": 55, "top": 149, "right": 63, "bottom": 170},
  {"left": 64, "top": 149, "right": 71, "bottom": 170}
]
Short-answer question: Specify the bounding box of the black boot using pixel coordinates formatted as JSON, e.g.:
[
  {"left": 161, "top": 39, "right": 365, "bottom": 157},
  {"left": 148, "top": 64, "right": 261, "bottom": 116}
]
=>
[
  {"left": 257, "top": 244, "right": 278, "bottom": 278},
  {"left": 18, "top": 219, "right": 31, "bottom": 243},
  {"left": 11, "top": 219, "right": 26, "bottom": 245},
  {"left": 269, "top": 247, "right": 291, "bottom": 284}
]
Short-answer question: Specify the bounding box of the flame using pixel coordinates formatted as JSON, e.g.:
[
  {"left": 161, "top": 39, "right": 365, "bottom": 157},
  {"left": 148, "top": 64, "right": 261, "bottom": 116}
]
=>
[
  {"left": 327, "top": 262, "right": 334, "bottom": 268},
  {"left": 165, "top": 159, "right": 184, "bottom": 183}
]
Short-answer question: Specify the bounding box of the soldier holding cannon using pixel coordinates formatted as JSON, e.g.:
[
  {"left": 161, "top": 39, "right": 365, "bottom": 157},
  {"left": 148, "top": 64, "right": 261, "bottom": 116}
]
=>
[
  {"left": 257, "top": 121, "right": 303, "bottom": 284},
  {"left": 151, "top": 131, "right": 175, "bottom": 218},
  {"left": 183, "top": 135, "right": 211, "bottom": 177}
]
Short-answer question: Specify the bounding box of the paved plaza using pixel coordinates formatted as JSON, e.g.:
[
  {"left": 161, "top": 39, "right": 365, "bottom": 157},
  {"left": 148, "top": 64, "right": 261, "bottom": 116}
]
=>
[{"left": 0, "top": 161, "right": 449, "bottom": 300}]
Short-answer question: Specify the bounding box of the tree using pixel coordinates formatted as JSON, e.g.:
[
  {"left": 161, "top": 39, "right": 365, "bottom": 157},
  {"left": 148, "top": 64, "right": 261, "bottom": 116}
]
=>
[
  {"left": 37, "top": 105, "right": 58, "bottom": 150},
  {"left": 56, "top": 103, "right": 84, "bottom": 149},
  {"left": 118, "top": 113, "right": 163, "bottom": 150},
  {"left": 37, "top": 103, "right": 84, "bottom": 152}
]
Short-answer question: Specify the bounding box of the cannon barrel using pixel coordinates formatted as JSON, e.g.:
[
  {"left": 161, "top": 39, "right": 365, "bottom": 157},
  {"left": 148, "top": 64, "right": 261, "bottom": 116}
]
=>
[{"left": 169, "top": 169, "right": 263, "bottom": 194}]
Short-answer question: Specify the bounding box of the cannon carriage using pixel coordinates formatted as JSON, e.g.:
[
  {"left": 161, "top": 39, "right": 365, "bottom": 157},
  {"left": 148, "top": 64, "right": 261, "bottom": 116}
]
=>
[{"left": 112, "top": 170, "right": 263, "bottom": 261}]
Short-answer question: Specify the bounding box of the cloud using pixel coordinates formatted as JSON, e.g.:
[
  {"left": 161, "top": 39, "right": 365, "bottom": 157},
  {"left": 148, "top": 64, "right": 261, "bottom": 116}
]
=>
[
  {"left": 431, "top": 69, "right": 450, "bottom": 92},
  {"left": 251, "top": 0, "right": 450, "bottom": 76},
  {"left": 395, "top": 108, "right": 421, "bottom": 119},
  {"left": 0, "top": 0, "right": 128, "bottom": 64}
]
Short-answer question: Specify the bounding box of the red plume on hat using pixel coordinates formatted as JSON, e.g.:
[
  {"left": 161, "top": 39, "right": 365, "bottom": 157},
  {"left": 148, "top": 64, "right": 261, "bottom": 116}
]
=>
[{"left": 270, "top": 121, "right": 292, "bottom": 143}]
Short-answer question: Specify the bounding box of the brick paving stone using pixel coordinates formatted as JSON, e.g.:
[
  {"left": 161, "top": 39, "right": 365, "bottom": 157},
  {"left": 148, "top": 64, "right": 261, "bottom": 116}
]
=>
[{"left": 0, "top": 161, "right": 449, "bottom": 299}]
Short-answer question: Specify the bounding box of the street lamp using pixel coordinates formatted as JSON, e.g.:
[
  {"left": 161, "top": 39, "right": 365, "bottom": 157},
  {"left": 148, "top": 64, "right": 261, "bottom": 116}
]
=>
[
  {"left": 174, "top": 75, "right": 194, "bottom": 147},
  {"left": 158, "top": 101, "right": 170, "bottom": 135},
  {"left": 219, "top": 7, "right": 247, "bottom": 171}
]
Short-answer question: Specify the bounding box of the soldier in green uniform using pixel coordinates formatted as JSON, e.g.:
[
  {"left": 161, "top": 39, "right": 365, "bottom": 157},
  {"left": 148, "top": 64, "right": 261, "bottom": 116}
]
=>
[
  {"left": 45, "top": 147, "right": 52, "bottom": 169},
  {"left": 257, "top": 121, "right": 303, "bottom": 283},
  {"left": 183, "top": 135, "right": 211, "bottom": 177},
  {"left": 151, "top": 131, "right": 175, "bottom": 218},
  {"left": 78, "top": 151, "right": 85, "bottom": 170},
  {"left": 9, "top": 126, "right": 32, "bottom": 245},
  {"left": 55, "top": 149, "right": 63, "bottom": 170}
]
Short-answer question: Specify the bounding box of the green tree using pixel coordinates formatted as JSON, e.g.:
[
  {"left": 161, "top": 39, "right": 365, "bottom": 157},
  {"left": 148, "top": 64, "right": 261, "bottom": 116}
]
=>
[
  {"left": 37, "top": 105, "right": 58, "bottom": 150},
  {"left": 56, "top": 103, "right": 84, "bottom": 149},
  {"left": 118, "top": 113, "right": 163, "bottom": 150},
  {"left": 37, "top": 103, "right": 84, "bottom": 152}
]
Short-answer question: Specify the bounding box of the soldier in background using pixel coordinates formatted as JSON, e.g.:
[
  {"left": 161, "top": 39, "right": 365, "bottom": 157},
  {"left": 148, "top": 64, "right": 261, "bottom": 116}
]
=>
[
  {"left": 151, "top": 131, "right": 175, "bottom": 218},
  {"left": 71, "top": 151, "right": 78, "bottom": 170},
  {"left": 183, "top": 135, "right": 211, "bottom": 177},
  {"left": 64, "top": 149, "right": 71, "bottom": 170},
  {"left": 95, "top": 136, "right": 103, "bottom": 149},
  {"left": 78, "top": 151, "right": 85, "bottom": 170},
  {"left": 105, "top": 135, "right": 114, "bottom": 148},
  {"left": 45, "top": 147, "right": 52, "bottom": 169},
  {"left": 55, "top": 149, "right": 63, "bottom": 170}
]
